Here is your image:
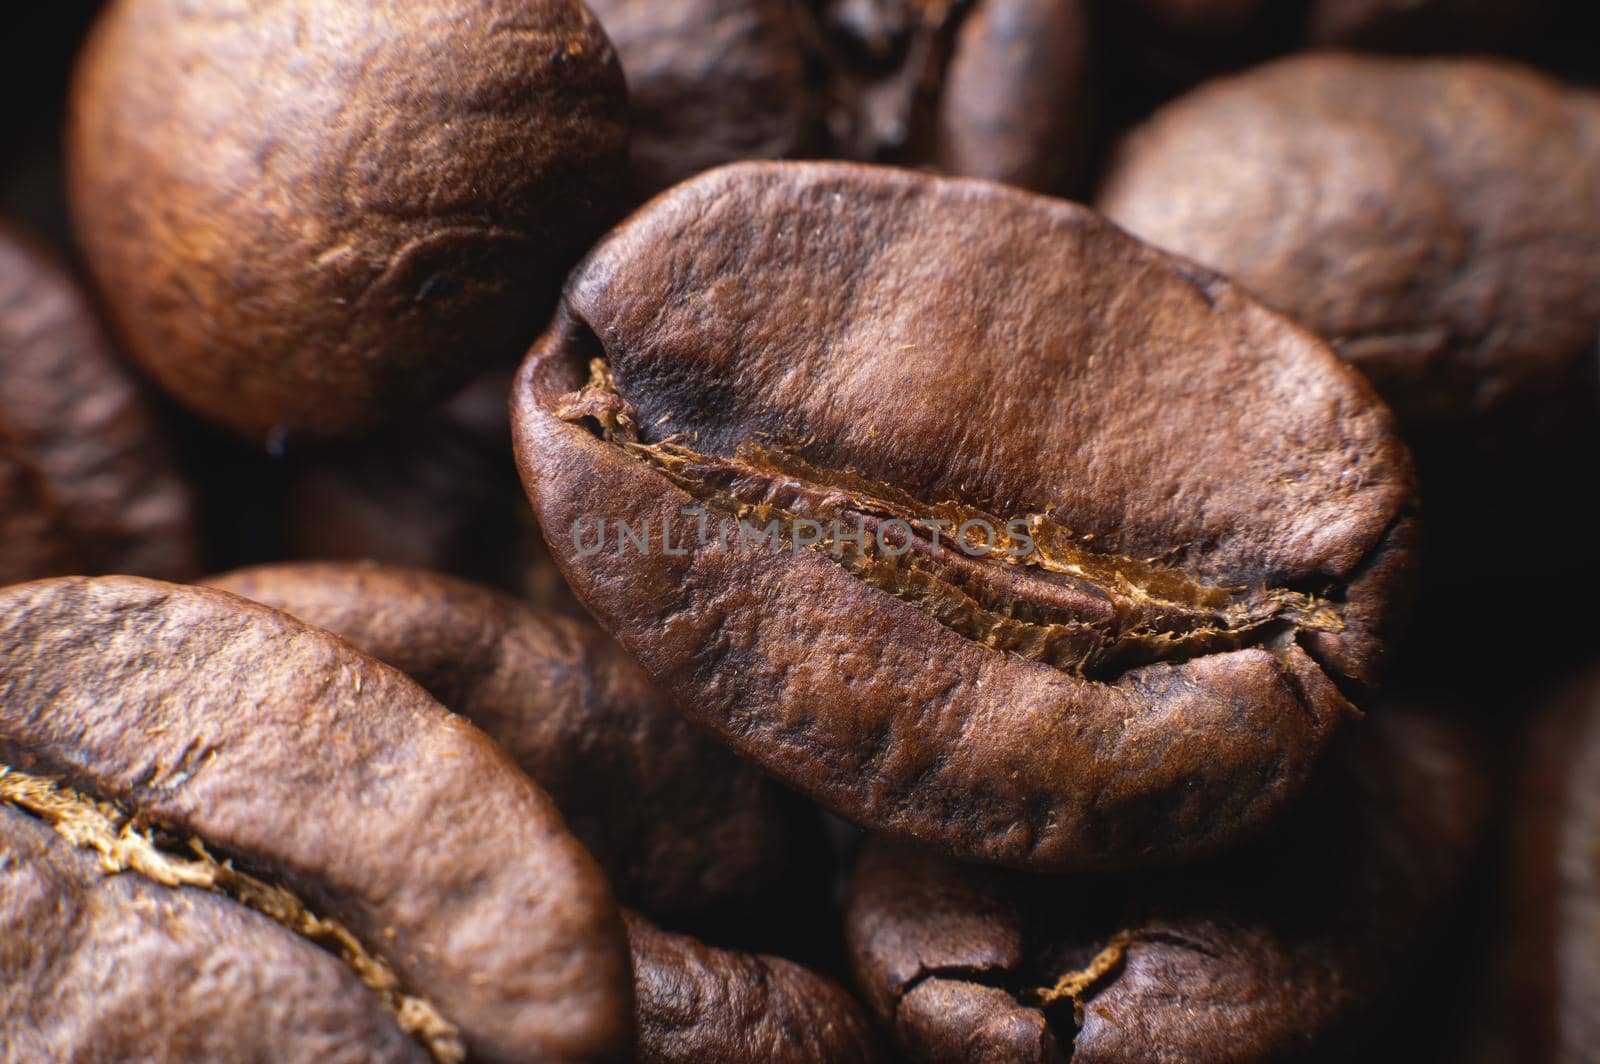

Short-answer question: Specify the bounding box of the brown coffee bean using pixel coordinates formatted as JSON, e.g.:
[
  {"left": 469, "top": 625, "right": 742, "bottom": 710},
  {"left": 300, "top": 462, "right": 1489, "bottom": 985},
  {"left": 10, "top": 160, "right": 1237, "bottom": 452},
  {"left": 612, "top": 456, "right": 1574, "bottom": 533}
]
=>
[
  {"left": 806, "top": 0, "right": 1091, "bottom": 194},
  {"left": 0, "top": 219, "right": 200, "bottom": 585},
  {"left": 0, "top": 576, "right": 632, "bottom": 1063},
  {"left": 585, "top": 0, "right": 816, "bottom": 199},
  {"left": 0, "top": 804, "right": 428, "bottom": 1063},
  {"left": 844, "top": 707, "right": 1487, "bottom": 1063},
  {"left": 800, "top": 0, "right": 949, "bottom": 164},
  {"left": 584, "top": 0, "right": 1089, "bottom": 199},
  {"left": 205, "top": 561, "right": 803, "bottom": 916},
  {"left": 625, "top": 910, "right": 881, "bottom": 1063},
  {"left": 1472, "top": 667, "right": 1600, "bottom": 1062},
  {"left": 67, "top": 0, "right": 628, "bottom": 443},
  {"left": 1099, "top": 54, "right": 1600, "bottom": 455},
  {"left": 933, "top": 0, "right": 1091, "bottom": 194},
  {"left": 511, "top": 161, "right": 1418, "bottom": 873}
]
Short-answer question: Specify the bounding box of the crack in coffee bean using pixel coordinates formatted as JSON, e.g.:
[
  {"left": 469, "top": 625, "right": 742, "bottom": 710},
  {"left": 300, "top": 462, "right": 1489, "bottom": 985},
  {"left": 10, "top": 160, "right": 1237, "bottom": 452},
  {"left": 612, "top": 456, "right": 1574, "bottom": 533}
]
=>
[
  {"left": 845, "top": 709, "right": 1488, "bottom": 1062},
  {"left": 0, "top": 767, "right": 465, "bottom": 1064},
  {"left": 557, "top": 357, "right": 1345, "bottom": 680},
  {"left": 1024, "top": 929, "right": 1132, "bottom": 1031}
]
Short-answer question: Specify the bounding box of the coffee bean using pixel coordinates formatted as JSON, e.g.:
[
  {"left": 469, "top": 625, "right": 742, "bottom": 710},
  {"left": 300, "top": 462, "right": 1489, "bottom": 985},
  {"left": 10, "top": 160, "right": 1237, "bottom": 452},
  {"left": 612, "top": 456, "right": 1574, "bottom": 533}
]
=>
[
  {"left": 0, "top": 576, "right": 632, "bottom": 1063},
  {"left": 0, "top": 804, "right": 429, "bottom": 1063},
  {"left": 67, "top": 0, "right": 629, "bottom": 442},
  {"left": 585, "top": 0, "right": 815, "bottom": 199},
  {"left": 1099, "top": 54, "right": 1600, "bottom": 457},
  {"left": 511, "top": 161, "right": 1419, "bottom": 872},
  {"left": 625, "top": 910, "right": 881, "bottom": 1063},
  {"left": 0, "top": 219, "right": 200, "bottom": 586},
  {"left": 205, "top": 561, "right": 806, "bottom": 917},
  {"left": 279, "top": 372, "right": 574, "bottom": 609},
  {"left": 1100, "top": 53, "right": 1600, "bottom": 594},
  {"left": 844, "top": 706, "right": 1487, "bottom": 1063},
  {"left": 933, "top": 0, "right": 1091, "bottom": 194},
  {"left": 586, "top": 0, "right": 1089, "bottom": 198},
  {"left": 807, "top": 0, "right": 1091, "bottom": 193}
]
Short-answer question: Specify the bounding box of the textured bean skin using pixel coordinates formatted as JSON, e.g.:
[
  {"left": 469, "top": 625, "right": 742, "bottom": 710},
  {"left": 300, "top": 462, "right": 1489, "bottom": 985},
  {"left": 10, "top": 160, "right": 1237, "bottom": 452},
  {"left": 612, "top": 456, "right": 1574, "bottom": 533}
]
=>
[
  {"left": 205, "top": 561, "right": 801, "bottom": 916},
  {"left": 0, "top": 220, "right": 199, "bottom": 585},
  {"left": 626, "top": 911, "right": 881, "bottom": 1064},
  {"left": 0, "top": 576, "right": 633, "bottom": 1063},
  {"left": 1100, "top": 54, "right": 1600, "bottom": 451},
  {"left": 512, "top": 161, "right": 1418, "bottom": 873},
  {"left": 0, "top": 806, "right": 427, "bottom": 1064},
  {"left": 846, "top": 708, "right": 1487, "bottom": 1063},
  {"left": 67, "top": 0, "right": 628, "bottom": 442}
]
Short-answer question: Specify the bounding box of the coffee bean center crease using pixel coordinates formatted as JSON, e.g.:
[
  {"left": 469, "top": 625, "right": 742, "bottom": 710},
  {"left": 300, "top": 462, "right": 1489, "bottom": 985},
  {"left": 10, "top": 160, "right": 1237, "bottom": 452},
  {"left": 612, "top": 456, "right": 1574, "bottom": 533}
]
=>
[
  {"left": 558, "top": 358, "right": 1346, "bottom": 681},
  {"left": 0, "top": 766, "right": 466, "bottom": 1064}
]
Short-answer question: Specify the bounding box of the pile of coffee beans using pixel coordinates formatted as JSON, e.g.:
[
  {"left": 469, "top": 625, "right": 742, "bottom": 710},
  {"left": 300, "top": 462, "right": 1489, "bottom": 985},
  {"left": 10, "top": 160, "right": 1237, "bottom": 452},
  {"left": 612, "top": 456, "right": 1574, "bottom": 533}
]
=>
[{"left": 2, "top": 1, "right": 1596, "bottom": 1060}]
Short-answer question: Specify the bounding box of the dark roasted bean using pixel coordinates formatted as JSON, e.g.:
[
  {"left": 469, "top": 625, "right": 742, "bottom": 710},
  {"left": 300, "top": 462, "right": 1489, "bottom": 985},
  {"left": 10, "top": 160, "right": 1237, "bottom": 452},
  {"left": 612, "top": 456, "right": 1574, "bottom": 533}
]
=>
[
  {"left": 626, "top": 910, "right": 881, "bottom": 1063},
  {"left": 0, "top": 219, "right": 200, "bottom": 585},
  {"left": 67, "top": 0, "right": 629, "bottom": 442},
  {"left": 1100, "top": 54, "right": 1600, "bottom": 457},
  {"left": 205, "top": 561, "right": 804, "bottom": 917},
  {"left": 0, "top": 576, "right": 633, "bottom": 1063},
  {"left": 845, "top": 706, "right": 1487, "bottom": 1062},
  {"left": 511, "top": 161, "right": 1419, "bottom": 873}
]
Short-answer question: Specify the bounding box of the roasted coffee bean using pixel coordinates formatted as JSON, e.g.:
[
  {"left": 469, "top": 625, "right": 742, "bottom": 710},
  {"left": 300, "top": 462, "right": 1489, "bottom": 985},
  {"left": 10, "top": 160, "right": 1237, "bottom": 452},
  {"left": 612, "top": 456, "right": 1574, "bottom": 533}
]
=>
[
  {"left": 511, "top": 161, "right": 1418, "bottom": 873},
  {"left": 805, "top": 0, "right": 1091, "bottom": 194},
  {"left": 0, "top": 219, "right": 200, "bottom": 586},
  {"left": 1099, "top": 54, "right": 1600, "bottom": 456},
  {"left": 799, "top": 0, "right": 946, "bottom": 164},
  {"left": 67, "top": 0, "right": 628, "bottom": 443},
  {"left": 1472, "top": 667, "right": 1600, "bottom": 1063},
  {"left": 625, "top": 910, "right": 881, "bottom": 1063},
  {"left": 585, "top": 0, "right": 816, "bottom": 199},
  {"left": 205, "top": 561, "right": 802, "bottom": 916},
  {"left": 844, "top": 706, "right": 1487, "bottom": 1063},
  {"left": 932, "top": 0, "right": 1091, "bottom": 194},
  {"left": 584, "top": 0, "right": 1089, "bottom": 199},
  {"left": 0, "top": 804, "right": 428, "bottom": 1063},
  {"left": 0, "top": 576, "right": 633, "bottom": 1063},
  {"left": 1099, "top": 53, "right": 1600, "bottom": 594}
]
